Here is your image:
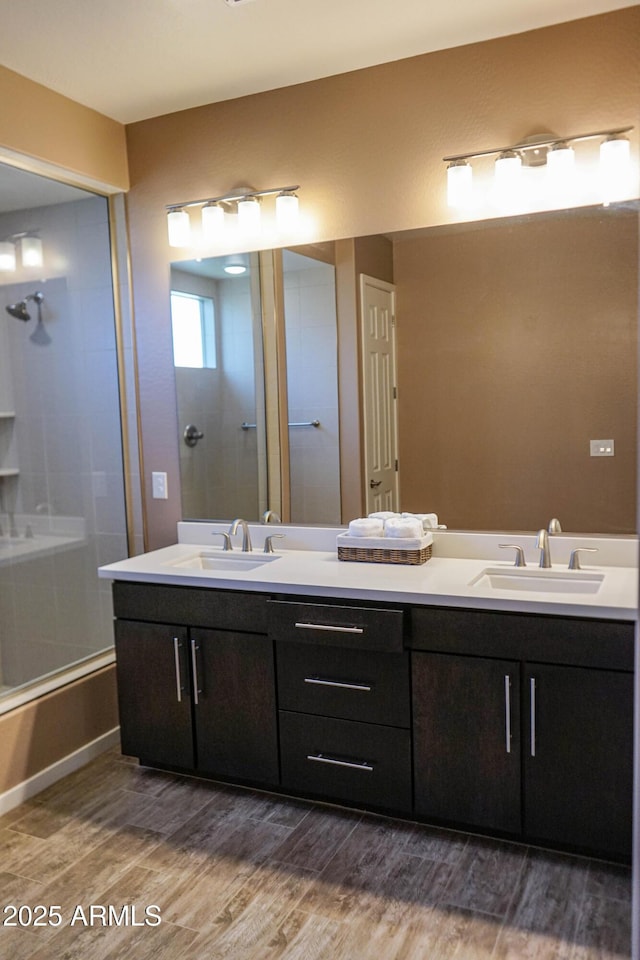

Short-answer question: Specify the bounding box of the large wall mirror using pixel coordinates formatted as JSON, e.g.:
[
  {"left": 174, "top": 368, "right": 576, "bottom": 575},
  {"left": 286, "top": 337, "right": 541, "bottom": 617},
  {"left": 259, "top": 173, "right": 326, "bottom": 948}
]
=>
[{"left": 170, "top": 200, "right": 638, "bottom": 535}]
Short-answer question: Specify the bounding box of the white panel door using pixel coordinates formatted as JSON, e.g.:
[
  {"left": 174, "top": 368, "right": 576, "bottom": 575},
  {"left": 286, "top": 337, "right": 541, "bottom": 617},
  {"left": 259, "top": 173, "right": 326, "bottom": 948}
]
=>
[{"left": 360, "top": 275, "right": 399, "bottom": 514}]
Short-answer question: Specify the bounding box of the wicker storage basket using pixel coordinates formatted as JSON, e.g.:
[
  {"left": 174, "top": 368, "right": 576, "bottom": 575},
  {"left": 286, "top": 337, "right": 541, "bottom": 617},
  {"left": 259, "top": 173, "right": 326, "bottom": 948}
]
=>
[{"left": 336, "top": 532, "right": 433, "bottom": 565}]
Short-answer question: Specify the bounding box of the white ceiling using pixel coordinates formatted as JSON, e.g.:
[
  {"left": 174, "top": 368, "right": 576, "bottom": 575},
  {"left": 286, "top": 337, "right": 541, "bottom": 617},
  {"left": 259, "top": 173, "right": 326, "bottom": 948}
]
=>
[{"left": 0, "top": 0, "right": 635, "bottom": 124}]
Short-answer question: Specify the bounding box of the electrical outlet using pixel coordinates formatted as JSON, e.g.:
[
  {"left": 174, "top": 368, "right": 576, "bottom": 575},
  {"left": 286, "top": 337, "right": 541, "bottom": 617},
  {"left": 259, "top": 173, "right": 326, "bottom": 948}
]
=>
[
  {"left": 590, "top": 439, "right": 615, "bottom": 457},
  {"left": 152, "top": 471, "right": 168, "bottom": 499}
]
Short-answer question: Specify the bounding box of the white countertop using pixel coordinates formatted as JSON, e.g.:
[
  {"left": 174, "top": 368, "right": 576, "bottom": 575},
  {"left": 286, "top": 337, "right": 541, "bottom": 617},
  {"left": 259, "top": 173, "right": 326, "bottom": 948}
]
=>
[{"left": 99, "top": 524, "right": 638, "bottom": 621}]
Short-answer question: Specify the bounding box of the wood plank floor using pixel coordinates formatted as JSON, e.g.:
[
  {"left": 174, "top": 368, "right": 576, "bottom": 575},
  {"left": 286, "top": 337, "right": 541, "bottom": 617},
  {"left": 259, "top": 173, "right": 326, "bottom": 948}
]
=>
[{"left": 0, "top": 748, "right": 631, "bottom": 959}]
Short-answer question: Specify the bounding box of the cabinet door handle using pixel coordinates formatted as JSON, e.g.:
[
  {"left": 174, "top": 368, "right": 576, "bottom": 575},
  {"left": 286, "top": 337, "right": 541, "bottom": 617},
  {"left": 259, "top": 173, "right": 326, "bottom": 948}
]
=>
[
  {"left": 294, "top": 621, "right": 364, "bottom": 635},
  {"left": 307, "top": 752, "right": 373, "bottom": 772},
  {"left": 173, "top": 637, "right": 183, "bottom": 703},
  {"left": 304, "top": 677, "right": 372, "bottom": 692},
  {"left": 530, "top": 677, "right": 536, "bottom": 757},
  {"left": 191, "top": 638, "right": 201, "bottom": 706},
  {"left": 504, "top": 674, "right": 512, "bottom": 754}
]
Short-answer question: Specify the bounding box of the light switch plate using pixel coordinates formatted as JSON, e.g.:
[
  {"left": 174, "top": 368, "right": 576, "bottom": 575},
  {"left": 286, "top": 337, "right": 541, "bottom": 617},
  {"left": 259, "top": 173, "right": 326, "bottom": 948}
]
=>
[
  {"left": 152, "top": 471, "right": 168, "bottom": 499},
  {"left": 590, "top": 439, "right": 615, "bottom": 457}
]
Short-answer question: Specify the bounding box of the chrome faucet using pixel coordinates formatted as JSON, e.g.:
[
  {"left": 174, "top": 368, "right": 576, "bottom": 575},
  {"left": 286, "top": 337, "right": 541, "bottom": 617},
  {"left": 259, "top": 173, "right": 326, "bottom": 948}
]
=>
[
  {"left": 536, "top": 529, "right": 552, "bottom": 568},
  {"left": 229, "top": 518, "right": 252, "bottom": 552},
  {"left": 262, "top": 509, "right": 281, "bottom": 523}
]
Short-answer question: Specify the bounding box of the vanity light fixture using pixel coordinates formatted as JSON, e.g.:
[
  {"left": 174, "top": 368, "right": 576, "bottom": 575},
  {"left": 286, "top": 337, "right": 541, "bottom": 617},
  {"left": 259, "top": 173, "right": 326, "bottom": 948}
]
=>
[
  {"left": 166, "top": 184, "right": 301, "bottom": 247},
  {"left": 0, "top": 231, "right": 44, "bottom": 271},
  {"left": 443, "top": 126, "right": 634, "bottom": 209}
]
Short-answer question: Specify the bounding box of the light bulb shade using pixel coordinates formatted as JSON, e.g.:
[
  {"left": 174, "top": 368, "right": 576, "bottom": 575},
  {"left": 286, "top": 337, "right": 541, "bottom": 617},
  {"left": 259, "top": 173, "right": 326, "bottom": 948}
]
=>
[
  {"left": 20, "top": 235, "right": 43, "bottom": 268},
  {"left": 446, "top": 161, "right": 473, "bottom": 208},
  {"left": 547, "top": 142, "right": 575, "bottom": 175},
  {"left": 600, "top": 136, "right": 632, "bottom": 203},
  {"left": 276, "top": 192, "right": 299, "bottom": 230},
  {"left": 201, "top": 203, "right": 225, "bottom": 241},
  {"left": 494, "top": 150, "right": 522, "bottom": 207},
  {"left": 237, "top": 196, "right": 261, "bottom": 233},
  {"left": 0, "top": 241, "right": 16, "bottom": 271},
  {"left": 167, "top": 208, "right": 191, "bottom": 247}
]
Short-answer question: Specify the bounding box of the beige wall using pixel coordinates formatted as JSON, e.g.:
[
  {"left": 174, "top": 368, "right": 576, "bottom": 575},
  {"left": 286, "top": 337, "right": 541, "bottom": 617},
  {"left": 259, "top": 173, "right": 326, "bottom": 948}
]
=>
[
  {"left": 0, "top": 668, "right": 119, "bottom": 794},
  {"left": 125, "top": 8, "right": 640, "bottom": 548},
  {"left": 0, "top": 65, "right": 128, "bottom": 191},
  {"left": 0, "top": 68, "right": 127, "bottom": 798}
]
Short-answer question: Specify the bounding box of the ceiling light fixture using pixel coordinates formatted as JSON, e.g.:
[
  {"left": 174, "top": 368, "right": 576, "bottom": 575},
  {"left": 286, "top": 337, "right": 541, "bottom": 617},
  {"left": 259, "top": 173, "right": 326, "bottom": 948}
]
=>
[
  {"left": 166, "top": 184, "right": 301, "bottom": 247},
  {"left": 443, "top": 126, "right": 634, "bottom": 209}
]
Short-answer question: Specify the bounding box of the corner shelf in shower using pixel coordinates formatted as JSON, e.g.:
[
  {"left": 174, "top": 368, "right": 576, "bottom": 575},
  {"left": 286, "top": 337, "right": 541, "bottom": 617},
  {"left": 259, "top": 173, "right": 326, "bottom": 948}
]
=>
[
  {"left": 0, "top": 412, "right": 16, "bottom": 419},
  {"left": 0, "top": 470, "right": 19, "bottom": 478}
]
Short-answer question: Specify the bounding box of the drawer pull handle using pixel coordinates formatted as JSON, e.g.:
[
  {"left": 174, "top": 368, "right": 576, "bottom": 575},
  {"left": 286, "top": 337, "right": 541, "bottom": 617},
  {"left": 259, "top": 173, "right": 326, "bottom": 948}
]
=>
[
  {"left": 294, "top": 622, "right": 364, "bottom": 635},
  {"left": 504, "top": 674, "right": 511, "bottom": 754},
  {"left": 191, "top": 638, "right": 201, "bottom": 706},
  {"left": 307, "top": 753, "right": 373, "bottom": 772},
  {"left": 530, "top": 677, "right": 536, "bottom": 757},
  {"left": 304, "top": 677, "right": 372, "bottom": 692},
  {"left": 173, "top": 637, "right": 183, "bottom": 703}
]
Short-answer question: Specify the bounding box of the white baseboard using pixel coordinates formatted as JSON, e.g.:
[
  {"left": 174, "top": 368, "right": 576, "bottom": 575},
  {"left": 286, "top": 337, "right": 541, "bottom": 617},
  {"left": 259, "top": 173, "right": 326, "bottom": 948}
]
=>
[{"left": 0, "top": 727, "right": 121, "bottom": 817}]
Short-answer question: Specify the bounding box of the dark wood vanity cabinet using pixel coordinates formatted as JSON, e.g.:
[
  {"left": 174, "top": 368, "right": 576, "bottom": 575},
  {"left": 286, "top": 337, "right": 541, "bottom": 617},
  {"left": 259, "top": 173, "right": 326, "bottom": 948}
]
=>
[
  {"left": 113, "top": 582, "right": 278, "bottom": 784},
  {"left": 411, "top": 607, "right": 634, "bottom": 860},
  {"left": 112, "top": 581, "right": 634, "bottom": 862}
]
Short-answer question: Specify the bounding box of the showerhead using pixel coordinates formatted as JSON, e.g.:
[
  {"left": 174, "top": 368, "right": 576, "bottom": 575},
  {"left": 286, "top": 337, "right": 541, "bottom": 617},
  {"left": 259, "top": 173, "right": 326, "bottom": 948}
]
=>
[
  {"left": 6, "top": 300, "right": 30, "bottom": 321},
  {"left": 5, "top": 291, "right": 44, "bottom": 322}
]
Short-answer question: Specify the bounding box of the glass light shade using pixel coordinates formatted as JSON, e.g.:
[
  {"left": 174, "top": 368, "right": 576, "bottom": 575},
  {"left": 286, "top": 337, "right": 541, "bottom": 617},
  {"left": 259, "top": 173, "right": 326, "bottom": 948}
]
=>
[
  {"left": 494, "top": 151, "right": 522, "bottom": 207},
  {"left": 599, "top": 136, "right": 632, "bottom": 203},
  {"left": 446, "top": 161, "right": 473, "bottom": 208},
  {"left": 224, "top": 265, "right": 247, "bottom": 275},
  {"left": 0, "top": 241, "right": 16, "bottom": 271},
  {"left": 275, "top": 192, "right": 300, "bottom": 230},
  {"left": 201, "top": 203, "right": 225, "bottom": 241},
  {"left": 167, "top": 208, "right": 191, "bottom": 247},
  {"left": 546, "top": 143, "right": 575, "bottom": 200},
  {"left": 237, "top": 196, "right": 261, "bottom": 233},
  {"left": 20, "top": 235, "right": 43, "bottom": 268}
]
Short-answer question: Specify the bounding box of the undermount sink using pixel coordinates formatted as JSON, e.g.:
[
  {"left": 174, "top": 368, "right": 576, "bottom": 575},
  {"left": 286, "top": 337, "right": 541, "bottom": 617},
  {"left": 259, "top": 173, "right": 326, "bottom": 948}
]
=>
[
  {"left": 169, "top": 550, "right": 282, "bottom": 572},
  {"left": 469, "top": 566, "right": 604, "bottom": 595}
]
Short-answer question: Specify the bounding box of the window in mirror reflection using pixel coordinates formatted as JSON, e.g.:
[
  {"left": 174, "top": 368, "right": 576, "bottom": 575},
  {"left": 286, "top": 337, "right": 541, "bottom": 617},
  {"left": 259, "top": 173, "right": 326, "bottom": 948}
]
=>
[{"left": 170, "top": 291, "right": 217, "bottom": 368}]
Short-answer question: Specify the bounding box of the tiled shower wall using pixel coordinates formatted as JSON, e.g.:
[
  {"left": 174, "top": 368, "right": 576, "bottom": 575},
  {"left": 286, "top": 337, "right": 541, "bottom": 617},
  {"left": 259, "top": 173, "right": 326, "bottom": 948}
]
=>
[{"left": 0, "top": 195, "right": 127, "bottom": 689}]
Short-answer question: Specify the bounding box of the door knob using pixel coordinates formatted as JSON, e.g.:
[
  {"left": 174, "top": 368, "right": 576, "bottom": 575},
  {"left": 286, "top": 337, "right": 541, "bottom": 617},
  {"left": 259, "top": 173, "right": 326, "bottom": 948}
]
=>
[
  {"left": 369, "top": 479, "right": 382, "bottom": 488},
  {"left": 183, "top": 424, "right": 205, "bottom": 447}
]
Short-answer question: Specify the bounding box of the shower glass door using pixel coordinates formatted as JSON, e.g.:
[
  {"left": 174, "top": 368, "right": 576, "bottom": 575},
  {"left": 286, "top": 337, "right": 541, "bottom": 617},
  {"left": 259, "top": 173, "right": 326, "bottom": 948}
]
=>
[{"left": 0, "top": 163, "right": 128, "bottom": 703}]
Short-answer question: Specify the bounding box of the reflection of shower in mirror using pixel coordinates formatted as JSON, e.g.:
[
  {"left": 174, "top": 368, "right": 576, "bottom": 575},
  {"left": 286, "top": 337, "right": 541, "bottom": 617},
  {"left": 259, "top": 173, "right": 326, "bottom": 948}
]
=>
[{"left": 5, "top": 291, "right": 51, "bottom": 344}]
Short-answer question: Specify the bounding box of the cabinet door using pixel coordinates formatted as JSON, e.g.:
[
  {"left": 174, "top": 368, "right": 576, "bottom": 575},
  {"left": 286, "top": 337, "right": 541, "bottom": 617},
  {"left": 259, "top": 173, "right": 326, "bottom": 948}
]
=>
[
  {"left": 114, "top": 620, "right": 194, "bottom": 768},
  {"left": 413, "top": 652, "right": 521, "bottom": 834},
  {"left": 524, "top": 663, "right": 633, "bottom": 860},
  {"left": 192, "top": 629, "right": 279, "bottom": 784}
]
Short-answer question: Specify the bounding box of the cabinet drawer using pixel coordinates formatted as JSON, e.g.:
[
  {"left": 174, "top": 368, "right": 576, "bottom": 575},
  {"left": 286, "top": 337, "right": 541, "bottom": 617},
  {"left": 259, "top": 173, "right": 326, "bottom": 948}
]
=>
[
  {"left": 277, "top": 642, "right": 409, "bottom": 727},
  {"left": 113, "top": 582, "right": 268, "bottom": 633},
  {"left": 279, "top": 711, "right": 412, "bottom": 813},
  {"left": 268, "top": 599, "right": 405, "bottom": 652},
  {"left": 411, "top": 606, "right": 634, "bottom": 671}
]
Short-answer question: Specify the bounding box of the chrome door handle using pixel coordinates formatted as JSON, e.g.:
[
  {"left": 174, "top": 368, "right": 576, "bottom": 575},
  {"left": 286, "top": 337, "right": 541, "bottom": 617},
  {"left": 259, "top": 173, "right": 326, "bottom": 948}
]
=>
[
  {"left": 191, "top": 638, "right": 201, "bottom": 705},
  {"left": 530, "top": 677, "right": 536, "bottom": 757},
  {"left": 294, "top": 622, "right": 364, "bottom": 635},
  {"left": 307, "top": 753, "right": 373, "bottom": 772},
  {"left": 504, "top": 674, "right": 512, "bottom": 754},
  {"left": 183, "top": 424, "right": 204, "bottom": 447},
  {"left": 304, "top": 677, "right": 372, "bottom": 692},
  {"left": 173, "top": 637, "right": 183, "bottom": 703}
]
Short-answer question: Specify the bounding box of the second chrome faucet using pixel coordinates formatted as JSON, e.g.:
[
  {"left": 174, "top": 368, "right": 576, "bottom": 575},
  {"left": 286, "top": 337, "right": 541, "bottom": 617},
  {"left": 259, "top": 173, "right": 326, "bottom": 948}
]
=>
[{"left": 229, "top": 518, "right": 252, "bottom": 552}]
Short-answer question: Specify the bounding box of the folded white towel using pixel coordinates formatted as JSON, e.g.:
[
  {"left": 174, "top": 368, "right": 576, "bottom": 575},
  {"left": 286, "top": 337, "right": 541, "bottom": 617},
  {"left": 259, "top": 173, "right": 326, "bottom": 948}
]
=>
[
  {"left": 368, "top": 511, "right": 399, "bottom": 521},
  {"left": 348, "top": 517, "right": 384, "bottom": 537},
  {"left": 402, "top": 512, "right": 439, "bottom": 530},
  {"left": 384, "top": 517, "right": 423, "bottom": 538}
]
